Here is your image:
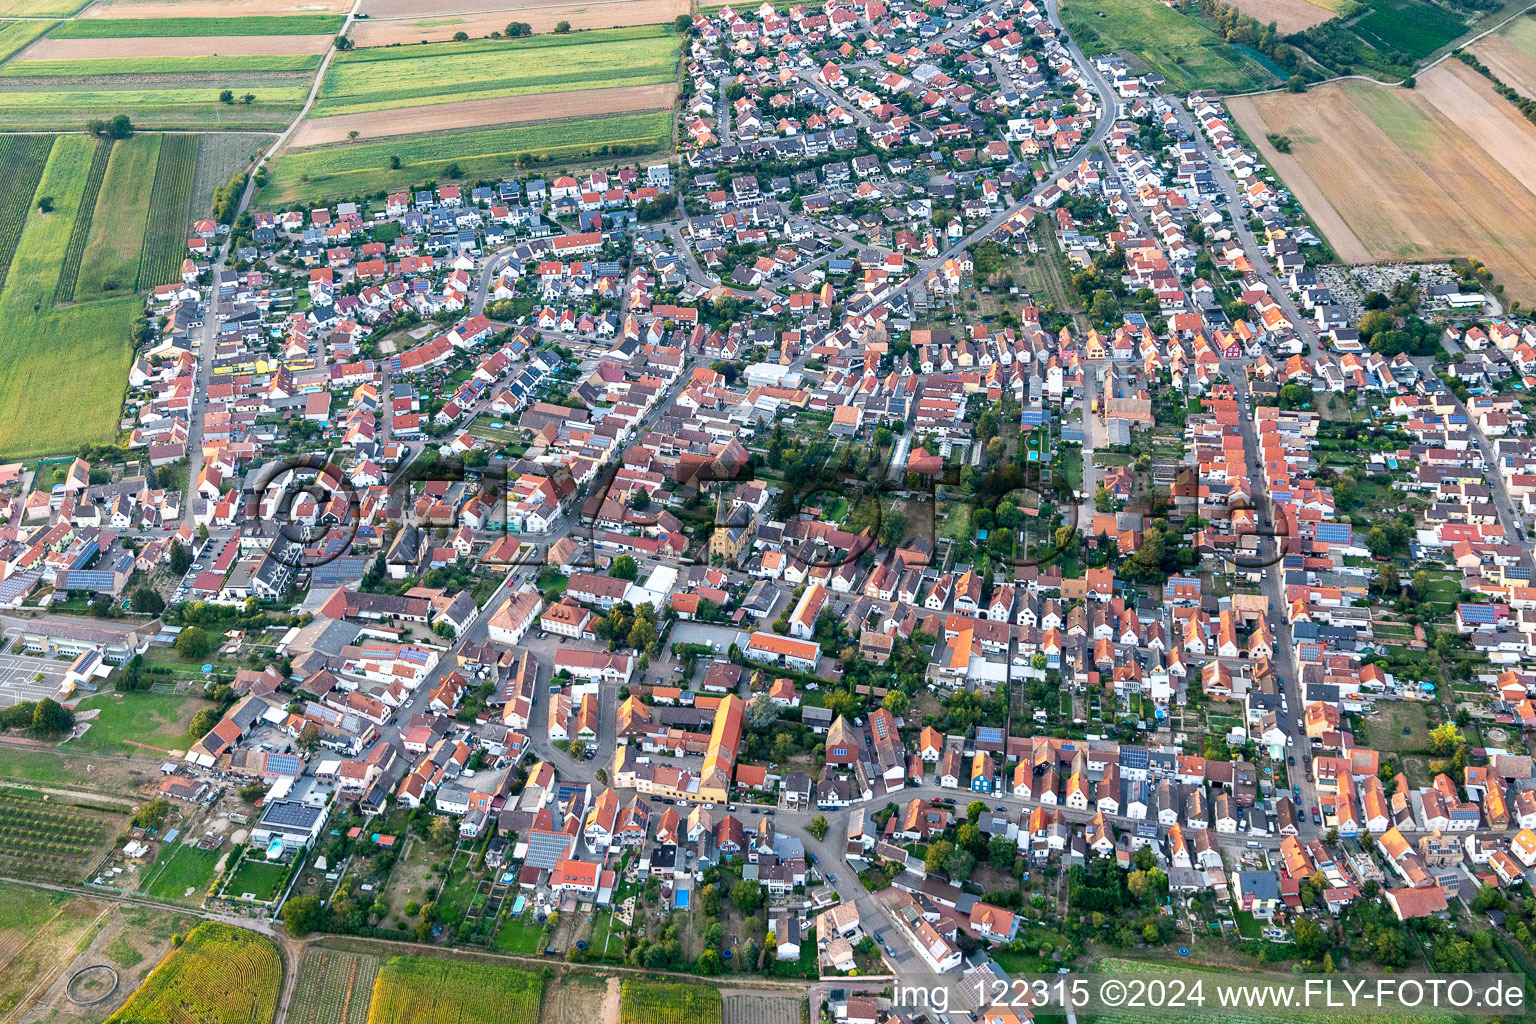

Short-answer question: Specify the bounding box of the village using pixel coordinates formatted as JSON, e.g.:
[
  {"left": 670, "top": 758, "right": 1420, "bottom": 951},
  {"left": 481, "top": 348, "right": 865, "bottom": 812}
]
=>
[{"left": 1, "top": 0, "right": 1536, "bottom": 1020}]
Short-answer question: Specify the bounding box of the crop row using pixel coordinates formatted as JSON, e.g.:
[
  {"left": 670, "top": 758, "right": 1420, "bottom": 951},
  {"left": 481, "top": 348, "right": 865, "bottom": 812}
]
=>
[
  {"left": 137, "top": 133, "right": 197, "bottom": 290},
  {"left": 289, "top": 951, "right": 378, "bottom": 1024},
  {"left": 54, "top": 137, "right": 112, "bottom": 304},
  {"left": 0, "top": 135, "right": 54, "bottom": 295}
]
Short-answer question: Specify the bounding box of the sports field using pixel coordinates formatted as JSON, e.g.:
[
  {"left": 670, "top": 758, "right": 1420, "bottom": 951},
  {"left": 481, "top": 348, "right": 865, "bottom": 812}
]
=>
[
  {"left": 0, "top": 135, "right": 138, "bottom": 458},
  {"left": 1060, "top": 0, "right": 1275, "bottom": 94},
  {"left": 310, "top": 25, "right": 681, "bottom": 118},
  {"left": 1228, "top": 67, "right": 1536, "bottom": 302},
  {"left": 1470, "top": 13, "right": 1536, "bottom": 98},
  {"left": 259, "top": 111, "right": 672, "bottom": 206}
]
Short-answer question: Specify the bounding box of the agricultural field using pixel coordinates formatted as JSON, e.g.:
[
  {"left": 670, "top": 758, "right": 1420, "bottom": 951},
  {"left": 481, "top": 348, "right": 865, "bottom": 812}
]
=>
[
  {"left": 723, "top": 995, "right": 801, "bottom": 1024},
  {"left": 75, "top": 132, "right": 161, "bottom": 299},
  {"left": 1349, "top": 0, "right": 1467, "bottom": 60},
  {"left": 0, "top": 19, "right": 56, "bottom": 61},
  {"left": 0, "top": 135, "right": 141, "bottom": 458},
  {"left": 1227, "top": 69, "right": 1536, "bottom": 303},
  {"left": 0, "top": 134, "right": 54, "bottom": 294},
  {"left": 0, "top": 786, "right": 124, "bottom": 880},
  {"left": 0, "top": 75, "right": 312, "bottom": 131},
  {"left": 105, "top": 922, "right": 282, "bottom": 1024},
  {"left": 260, "top": 111, "right": 672, "bottom": 207},
  {"left": 0, "top": 0, "right": 85, "bottom": 14},
  {"left": 290, "top": 949, "right": 379, "bottom": 1024},
  {"left": 63, "top": 691, "right": 213, "bottom": 756},
  {"left": 0, "top": 884, "right": 110, "bottom": 1018},
  {"left": 1059, "top": 0, "right": 1276, "bottom": 94},
  {"left": 53, "top": 138, "right": 112, "bottom": 304},
  {"left": 620, "top": 981, "right": 723, "bottom": 1024},
  {"left": 1469, "top": 12, "right": 1536, "bottom": 99},
  {"left": 52, "top": 13, "right": 345, "bottom": 35},
  {"left": 310, "top": 26, "right": 681, "bottom": 118},
  {"left": 1221, "top": 0, "right": 1334, "bottom": 34},
  {"left": 365, "top": 956, "right": 543, "bottom": 1024},
  {"left": 190, "top": 131, "right": 266, "bottom": 222},
  {"left": 350, "top": 0, "right": 690, "bottom": 44},
  {"left": 137, "top": 132, "right": 198, "bottom": 290}
]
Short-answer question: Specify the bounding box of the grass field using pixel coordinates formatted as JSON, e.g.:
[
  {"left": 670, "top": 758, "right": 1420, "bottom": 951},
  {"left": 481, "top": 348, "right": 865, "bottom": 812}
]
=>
[
  {"left": 1059, "top": 0, "right": 1275, "bottom": 93},
  {"left": 226, "top": 855, "right": 289, "bottom": 901},
  {"left": 106, "top": 922, "right": 281, "bottom": 1024},
  {"left": 0, "top": 78, "right": 310, "bottom": 130},
  {"left": 0, "top": 135, "right": 139, "bottom": 458},
  {"left": 290, "top": 949, "right": 379, "bottom": 1024},
  {"left": 0, "top": 886, "right": 105, "bottom": 1017},
  {"left": 1350, "top": 0, "right": 1467, "bottom": 59},
  {"left": 0, "top": 19, "right": 55, "bottom": 60},
  {"left": 366, "top": 956, "right": 542, "bottom": 1024},
  {"left": 311, "top": 26, "right": 681, "bottom": 117},
  {"left": 54, "top": 13, "right": 344, "bottom": 35},
  {"left": 53, "top": 137, "right": 112, "bottom": 304},
  {"left": 493, "top": 913, "right": 543, "bottom": 955},
  {"left": 1228, "top": 70, "right": 1536, "bottom": 303},
  {"left": 0, "top": 53, "right": 324, "bottom": 76},
  {"left": 76, "top": 132, "right": 159, "bottom": 299},
  {"left": 137, "top": 132, "right": 197, "bottom": 290},
  {"left": 620, "top": 981, "right": 723, "bottom": 1024},
  {"left": 64, "top": 691, "right": 212, "bottom": 755},
  {"left": 260, "top": 111, "right": 672, "bottom": 207},
  {"left": 139, "top": 841, "right": 222, "bottom": 901}
]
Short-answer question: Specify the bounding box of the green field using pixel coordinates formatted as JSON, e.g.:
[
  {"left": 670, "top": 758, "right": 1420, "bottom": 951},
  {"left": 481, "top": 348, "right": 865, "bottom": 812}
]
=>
[
  {"left": 64, "top": 690, "right": 212, "bottom": 755},
  {"left": 106, "top": 922, "right": 281, "bottom": 1024},
  {"left": 0, "top": 79, "right": 310, "bottom": 130},
  {"left": 75, "top": 132, "right": 159, "bottom": 299},
  {"left": 1060, "top": 0, "right": 1276, "bottom": 93},
  {"left": 367, "top": 956, "right": 543, "bottom": 1024},
  {"left": 1351, "top": 0, "right": 1467, "bottom": 59},
  {"left": 226, "top": 855, "right": 289, "bottom": 901},
  {"left": 53, "top": 137, "right": 111, "bottom": 304},
  {"left": 0, "top": 135, "right": 53, "bottom": 294},
  {"left": 0, "top": 0, "right": 85, "bottom": 14},
  {"left": 0, "top": 135, "right": 138, "bottom": 458},
  {"left": 311, "top": 26, "right": 681, "bottom": 117},
  {"left": 620, "top": 981, "right": 723, "bottom": 1024},
  {"left": 53, "top": 14, "right": 344, "bottom": 36},
  {"left": 260, "top": 112, "right": 672, "bottom": 207},
  {"left": 1, "top": 53, "right": 324, "bottom": 76},
  {"left": 493, "top": 913, "right": 544, "bottom": 954},
  {"left": 140, "top": 841, "right": 223, "bottom": 902},
  {"left": 0, "top": 19, "right": 55, "bottom": 61},
  {"left": 137, "top": 132, "right": 197, "bottom": 290}
]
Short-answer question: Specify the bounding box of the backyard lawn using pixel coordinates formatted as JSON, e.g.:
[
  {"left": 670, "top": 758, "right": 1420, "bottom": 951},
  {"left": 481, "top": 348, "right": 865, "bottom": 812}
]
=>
[
  {"left": 225, "top": 855, "right": 289, "bottom": 901},
  {"left": 140, "top": 842, "right": 222, "bottom": 902},
  {"left": 64, "top": 691, "right": 212, "bottom": 755}
]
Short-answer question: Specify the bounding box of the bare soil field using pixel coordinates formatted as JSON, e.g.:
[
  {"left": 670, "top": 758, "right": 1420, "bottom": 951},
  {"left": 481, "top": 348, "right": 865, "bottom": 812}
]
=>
[
  {"left": 350, "top": 0, "right": 688, "bottom": 44},
  {"left": 1223, "top": 0, "right": 1331, "bottom": 34},
  {"left": 1469, "top": 14, "right": 1536, "bottom": 98},
  {"left": 80, "top": 0, "right": 347, "bottom": 15},
  {"left": 289, "top": 80, "right": 676, "bottom": 146},
  {"left": 1228, "top": 71, "right": 1536, "bottom": 301},
  {"left": 19, "top": 33, "right": 332, "bottom": 57}
]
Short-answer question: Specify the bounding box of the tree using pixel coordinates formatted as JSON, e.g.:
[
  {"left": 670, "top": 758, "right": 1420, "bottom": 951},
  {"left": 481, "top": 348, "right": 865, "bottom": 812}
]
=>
[
  {"left": 554, "top": 19, "right": 571, "bottom": 31},
  {"left": 745, "top": 694, "right": 779, "bottom": 730},
  {"left": 388, "top": 154, "right": 402, "bottom": 169},
  {"left": 627, "top": 616, "right": 657, "bottom": 653},
  {"left": 130, "top": 585, "right": 165, "bottom": 614},
  {"left": 36, "top": 196, "right": 52, "bottom": 213},
  {"left": 611, "top": 554, "right": 639, "bottom": 580},
  {"left": 943, "top": 847, "right": 975, "bottom": 881},
  {"left": 333, "top": 34, "right": 354, "bottom": 50},
  {"left": 629, "top": 488, "right": 651, "bottom": 511},
  {"left": 1287, "top": 75, "right": 1306, "bottom": 92},
  {"left": 1293, "top": 916, "right": 1327, "bottom": 959},
  {"left": 29, "top": 698, "right": 72, "bottom": 738},
  {"left": 242, "top": 93, "right": 255, "bottom": 104},
  {"left": 414, "top": 902, "right": 436, "bottom": 941},
  {"left": 428, "top": 815, "right": 458, "bottom": 848},
  {"left": 732, "top": 879, "right": 764, "bottom": 912},
  {"left": 132, "top": 797, "right": 171, "bottom": 830},
  {"left": 175, "top": 625, "right": 214, "bottom": 659},
  {"left": 189, "top": 707, "right": 221, "bottom": 738},
  {"left": 674, "top": 13, "right": 691, "bottom": 30},
  {"left": 967, "top": 800, "right": 986, "bottom": 822},
  {"left": 168, "top": 540, "right": 192, "bottom": 575},
  {"left": 107, "top": 114, "right": 132, "bottom": 139},
  {"left": 297, "top": 722, "right": 321, "bottom": 754},
  {"left": 282, "top": 894, "right": 326, "bottom": 937},
  {"left": 1429, "top": 722, "right": 1463, "bottom": 755},
  {"left": 924, "top": 839, "right": 954, "bottom": 874},
  {"left": 219, "top": 89, "right": 234, "bottom": 103},
  {"left": 696, "top": 949, "right": 722, "bottom": 974},
  {"left": 987, "top": 834, "right": 1016, "bottom": 869},
  {"left": 808, "top": 815, "right": 829, "bottom": 840},
  {"left": 505, "top": 20, "right": 532, "bottom": 35},
  {"left": 881, "top": 690, "right": 909, "bottom": 715},
  {"left": 347, "top": 129, "right": 360, "bottom": 142}
]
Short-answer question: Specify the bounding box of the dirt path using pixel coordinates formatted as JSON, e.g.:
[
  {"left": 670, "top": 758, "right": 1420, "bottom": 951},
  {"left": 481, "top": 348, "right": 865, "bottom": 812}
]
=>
[
  {"left": 18, "top": 34, "right": 334, "bottom": 58},
  {"left": 1224, "top": 93, "right": 1373, "bottom": 263},
  {"left": 287, "top": 82, "right": 677, "bottom": 148},
  {"left": 601, "top": 976, "right": 621, "bottom": 1024}
]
